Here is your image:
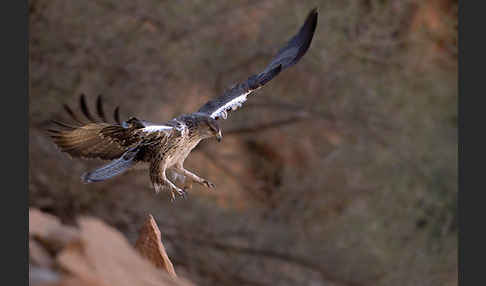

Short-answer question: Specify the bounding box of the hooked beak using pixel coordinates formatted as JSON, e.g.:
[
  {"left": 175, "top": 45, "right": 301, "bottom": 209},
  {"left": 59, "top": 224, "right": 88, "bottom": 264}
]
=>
[{"left": 216, "top": 130, "right": 222, "bottom": 142}]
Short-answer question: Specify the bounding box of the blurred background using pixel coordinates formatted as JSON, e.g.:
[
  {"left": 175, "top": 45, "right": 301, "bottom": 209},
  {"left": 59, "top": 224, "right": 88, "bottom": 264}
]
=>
[{"left": 29, "top": 0, "right": 457, "bottom": 285}]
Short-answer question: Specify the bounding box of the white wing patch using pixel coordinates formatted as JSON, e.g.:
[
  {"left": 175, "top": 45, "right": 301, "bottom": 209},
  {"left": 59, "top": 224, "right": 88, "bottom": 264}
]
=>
[
  {"left": 210, "top": 90, "right": 252, "bottom": 119},
  {"left": 174, "top": 120, "right": 188, "bottom": 136},
  {"left": 141, "top": 125, "right": 173, "bottom": 133}
]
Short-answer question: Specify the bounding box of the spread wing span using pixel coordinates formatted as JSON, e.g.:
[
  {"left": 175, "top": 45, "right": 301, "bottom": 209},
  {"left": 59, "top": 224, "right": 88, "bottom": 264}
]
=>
[
  {"left": 197, "top": 8, "right": 318, "bottom": 120},
  {"left": 47, "top": 94, "right": 173, "bottom": 160}
]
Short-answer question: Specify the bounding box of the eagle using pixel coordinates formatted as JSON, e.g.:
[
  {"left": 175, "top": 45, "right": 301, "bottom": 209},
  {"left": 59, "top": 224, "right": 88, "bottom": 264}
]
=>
[{"left": 48, "top": 9, "right": 318, "bottom": 200}]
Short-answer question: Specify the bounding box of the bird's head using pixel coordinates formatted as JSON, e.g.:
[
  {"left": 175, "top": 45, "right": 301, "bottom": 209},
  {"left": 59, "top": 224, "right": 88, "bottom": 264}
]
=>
[{"left": 200, "top": 116, "right": 222, "bottom": 142}]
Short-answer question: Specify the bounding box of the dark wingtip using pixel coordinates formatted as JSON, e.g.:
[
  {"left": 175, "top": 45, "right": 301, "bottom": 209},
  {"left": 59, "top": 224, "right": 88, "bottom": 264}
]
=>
[
  {"left": 258, "top": 64, "right": 282, "bottom": 86},
  {"left": 113, "top": 106, "right": 121, "bottom": 125},
  {"left": 300, "top": 7, "right": 318, "bottom": 46},
  {"left": 306, "top": 8, "right": 318, "bottom": 25},
  {"left": 265, "top": 7, "right": 318, "bottom": 72},
  {"left": 285, "top": 7, "right": 318, "bottom": 68},
  {"left": 80, "top": 93, "right": 96, "bottom": 122},
  {"left": 96, "top": 94, "right": 107, "bottom": 122}
]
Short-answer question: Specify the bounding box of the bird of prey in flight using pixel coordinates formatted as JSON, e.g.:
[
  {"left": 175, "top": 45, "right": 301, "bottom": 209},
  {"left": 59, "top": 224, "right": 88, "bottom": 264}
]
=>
[{"left": 48, "top": 8, "right": 318, "bottom": 200}]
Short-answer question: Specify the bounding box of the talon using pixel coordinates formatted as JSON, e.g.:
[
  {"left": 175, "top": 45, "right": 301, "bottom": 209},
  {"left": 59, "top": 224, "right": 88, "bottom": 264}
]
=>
[
  {"left": 181, "top": 191, "right": 189, "bottom": 200},
  {"left": 203, "top": 180, "right": 215, "bottom": 189},
  {"left": 171, "top": 187, "right": 187, "bottom": 201},
  {"left": 177, "top": 188, "right": 186, "bottom": 196}
]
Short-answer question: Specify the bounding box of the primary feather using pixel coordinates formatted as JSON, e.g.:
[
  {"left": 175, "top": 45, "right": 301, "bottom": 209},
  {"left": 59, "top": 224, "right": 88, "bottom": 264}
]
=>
[{"left": 197, "top": 8, "right": 318, "bottom": 120}]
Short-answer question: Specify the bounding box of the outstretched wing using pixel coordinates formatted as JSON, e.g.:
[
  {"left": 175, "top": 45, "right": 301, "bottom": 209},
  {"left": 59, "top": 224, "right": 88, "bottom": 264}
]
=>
[
  {"left": 47, "top": 94, "right": 173, "bottom": 160},
  {"left": 197, "top": 8, "right": 318, "bottom": 120}
]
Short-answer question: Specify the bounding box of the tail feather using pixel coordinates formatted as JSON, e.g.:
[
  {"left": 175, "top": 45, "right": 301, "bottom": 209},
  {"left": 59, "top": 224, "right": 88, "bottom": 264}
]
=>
[{"left": 81, "top": 147, "right": 139, "bottom": 183}]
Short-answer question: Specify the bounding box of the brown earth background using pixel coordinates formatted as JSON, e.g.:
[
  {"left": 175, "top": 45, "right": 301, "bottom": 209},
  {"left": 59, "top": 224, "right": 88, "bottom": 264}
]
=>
[{"left": 29, "top": 0, "right": 457, "bottom": 285}]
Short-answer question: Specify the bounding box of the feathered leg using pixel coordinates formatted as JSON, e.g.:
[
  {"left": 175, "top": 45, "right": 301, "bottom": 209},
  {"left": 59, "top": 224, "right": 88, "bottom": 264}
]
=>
[
  {"left": 174, "top": 163, "right": 215, "bottom": 189},
  {"left": 150, "top": 155, "right": 187, "bottom": 200}
]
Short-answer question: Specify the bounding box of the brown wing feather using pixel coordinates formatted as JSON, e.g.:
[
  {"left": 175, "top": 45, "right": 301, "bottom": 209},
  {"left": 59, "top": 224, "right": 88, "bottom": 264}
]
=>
[
  {"left": 48, "top": 95, "right": 143, "bottom": 160},
  {"left": 48, "top": 123, "right": 141, "bottom": 160}
]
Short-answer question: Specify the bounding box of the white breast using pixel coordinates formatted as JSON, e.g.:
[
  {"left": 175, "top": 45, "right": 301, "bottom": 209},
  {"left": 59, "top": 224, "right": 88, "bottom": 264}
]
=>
[{"left": 164, "top": 131, "right": 201, "bottom": 168}]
